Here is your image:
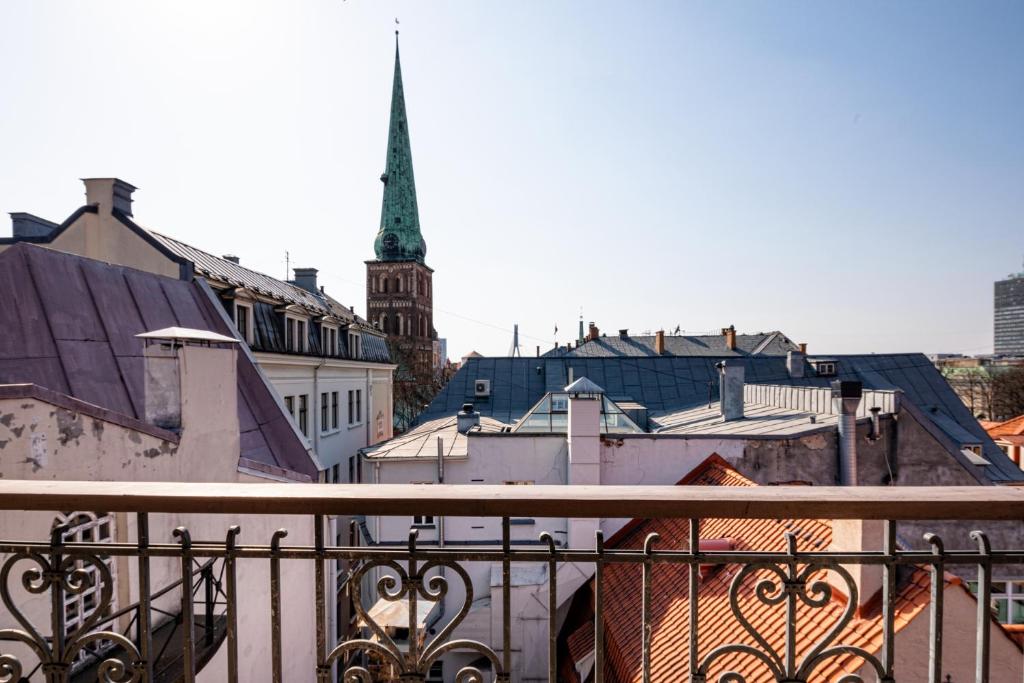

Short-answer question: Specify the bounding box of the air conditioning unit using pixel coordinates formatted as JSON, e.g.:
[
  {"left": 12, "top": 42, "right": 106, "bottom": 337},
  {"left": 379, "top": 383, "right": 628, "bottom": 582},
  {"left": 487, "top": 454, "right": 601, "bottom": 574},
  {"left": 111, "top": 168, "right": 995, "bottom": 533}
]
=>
[{"left": 474, "top": 379, "right": 491, "bottom": 398}]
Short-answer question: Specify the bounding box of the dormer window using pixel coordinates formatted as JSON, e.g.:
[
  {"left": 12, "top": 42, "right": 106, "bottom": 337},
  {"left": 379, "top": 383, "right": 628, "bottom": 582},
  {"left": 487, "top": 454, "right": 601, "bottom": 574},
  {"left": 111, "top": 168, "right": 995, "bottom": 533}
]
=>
[
  {"left": 285, "top": 315, "right": 307, "bottom": 353},
  {"left": 348, "top": 331, "right": 361, "bottom": 359},
  {"left": 234, "top": 303, "right": 252, "bottom": 344},
  {"left": 812, "top": 360, "right": 837, "bottom": 377},
  {"left": 321, "top": 324, "right": 339, "bottom": 357}
]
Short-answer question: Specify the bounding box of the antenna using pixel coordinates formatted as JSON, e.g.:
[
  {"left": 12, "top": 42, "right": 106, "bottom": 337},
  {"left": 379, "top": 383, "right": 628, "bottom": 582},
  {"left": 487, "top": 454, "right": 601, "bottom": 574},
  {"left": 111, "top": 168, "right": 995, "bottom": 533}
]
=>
[{"left": 285, "top": 251, "right": 290, "bottom": 280}]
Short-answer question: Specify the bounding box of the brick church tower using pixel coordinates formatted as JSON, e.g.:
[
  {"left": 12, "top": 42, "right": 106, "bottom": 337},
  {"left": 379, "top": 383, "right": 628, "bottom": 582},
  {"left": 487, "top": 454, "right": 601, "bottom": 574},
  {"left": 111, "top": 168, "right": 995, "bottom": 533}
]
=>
[{"left": 366, "top": 33, "right": 436, "bottom": 377}]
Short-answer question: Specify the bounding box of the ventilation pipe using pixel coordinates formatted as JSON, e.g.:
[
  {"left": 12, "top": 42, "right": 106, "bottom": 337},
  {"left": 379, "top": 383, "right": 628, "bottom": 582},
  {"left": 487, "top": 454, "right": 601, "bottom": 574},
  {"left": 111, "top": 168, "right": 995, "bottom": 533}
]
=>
[
  {"left": 832, "top": 381, "right": 863, "bottom": 485},
  {"left": 456, "top": 403, "right": 480, "bottom": 434},
  {"left": 716, "top": 359, "right": 745, "bottom": 421}
]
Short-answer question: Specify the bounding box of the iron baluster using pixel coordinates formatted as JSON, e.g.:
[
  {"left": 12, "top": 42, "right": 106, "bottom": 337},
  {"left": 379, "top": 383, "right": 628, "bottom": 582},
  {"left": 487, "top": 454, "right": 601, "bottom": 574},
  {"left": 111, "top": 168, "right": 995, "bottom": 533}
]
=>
[
  {"left": 688, "top": 518, "right": 700, "bottom": 683},
  {"left": 540, "top": 531, "right": 557, "bottom": 683},
  {"left": 314, "top": 514, "right": 328, "bottom": 683},
  {"left": 173, "top": 527, "right": 196, "bottom": 683},
  {"left": 641, "top": 532, "right": 660, "bottom": 683},
  {"left": 972, "top": 530, "right": 992, "bottom": 683},
  {"left": 594, "top": 529, "right": 604, "bottom": 683},
  {"left": 270, "top": 529, "right": 288, "bottom": 683},
  {"left": 502, "top": 517, "right": 511, "bottom": 681},
  {"left": 137, "top": 513, "right": 154, "bottom": 683},
  {"left": 882, "top": 520, "right": 897, "bottom": 681},
  {"left": 925, "top": 533, "right": 945, "bottom": 683},
  {"left": 224, "top": 525, "right": 240, "bottom": 681}
]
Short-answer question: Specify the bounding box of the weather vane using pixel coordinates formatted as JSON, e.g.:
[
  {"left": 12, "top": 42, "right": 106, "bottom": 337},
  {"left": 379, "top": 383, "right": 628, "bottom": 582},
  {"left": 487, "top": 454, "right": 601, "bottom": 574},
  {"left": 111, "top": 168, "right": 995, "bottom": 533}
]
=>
[{"left": 395, "top": 17, "right": 400, "bottom": 35}]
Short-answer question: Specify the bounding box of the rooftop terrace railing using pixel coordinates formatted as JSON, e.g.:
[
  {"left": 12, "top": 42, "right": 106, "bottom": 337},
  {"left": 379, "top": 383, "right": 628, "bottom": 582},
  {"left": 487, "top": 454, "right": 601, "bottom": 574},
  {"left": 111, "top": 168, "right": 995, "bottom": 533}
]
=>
[{"left": 1, "top": 481, "right": 1023, "bottom": 683}]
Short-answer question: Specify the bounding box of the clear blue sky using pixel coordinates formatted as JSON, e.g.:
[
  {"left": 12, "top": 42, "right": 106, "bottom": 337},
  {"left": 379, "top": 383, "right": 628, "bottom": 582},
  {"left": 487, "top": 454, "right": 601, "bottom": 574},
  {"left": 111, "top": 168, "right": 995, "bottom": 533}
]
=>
[{"left": 2, "top": 1, "right": 1022, "bottom": 360}]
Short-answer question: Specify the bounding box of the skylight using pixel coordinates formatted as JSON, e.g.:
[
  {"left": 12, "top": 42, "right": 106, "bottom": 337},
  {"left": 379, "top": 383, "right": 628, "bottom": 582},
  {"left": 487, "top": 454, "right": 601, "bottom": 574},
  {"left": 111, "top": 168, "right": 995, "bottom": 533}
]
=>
[{"left": 513, "top": 392, "right": 644, "bottom": 434}]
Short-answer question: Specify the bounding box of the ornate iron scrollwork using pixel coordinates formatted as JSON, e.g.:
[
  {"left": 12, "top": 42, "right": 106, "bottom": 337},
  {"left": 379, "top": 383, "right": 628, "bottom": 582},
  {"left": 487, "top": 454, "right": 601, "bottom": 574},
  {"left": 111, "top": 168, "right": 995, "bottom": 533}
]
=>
[
  {"left": 328, "top": 529, "right": 505, "bottom": 682},
  {"left": 695, "top": 533, "right": 889, "bottom": 683},
  {"left": 0, "top": 524, "right": 144, "bottom": 682}
]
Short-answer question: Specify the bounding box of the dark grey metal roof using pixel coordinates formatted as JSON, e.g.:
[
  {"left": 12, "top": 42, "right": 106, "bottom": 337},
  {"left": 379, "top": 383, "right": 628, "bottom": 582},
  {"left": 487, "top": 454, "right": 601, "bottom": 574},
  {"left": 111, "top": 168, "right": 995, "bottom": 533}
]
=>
[
  {"left": 0, "top": 243, "right": 318, "bottom": 480},
  {"left": 544, "top": 331, "right": 799, "bottom": 358},
  {"left": 424, "top": 352, "right": 1024, "bottom": 483}
]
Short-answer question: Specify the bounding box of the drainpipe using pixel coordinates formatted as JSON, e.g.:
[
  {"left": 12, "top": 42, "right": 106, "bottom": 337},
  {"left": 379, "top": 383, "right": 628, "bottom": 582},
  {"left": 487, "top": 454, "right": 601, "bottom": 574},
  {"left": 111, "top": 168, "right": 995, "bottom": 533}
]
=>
[{"left": 832, "top": 381, "right": 863, "bottom": 485}]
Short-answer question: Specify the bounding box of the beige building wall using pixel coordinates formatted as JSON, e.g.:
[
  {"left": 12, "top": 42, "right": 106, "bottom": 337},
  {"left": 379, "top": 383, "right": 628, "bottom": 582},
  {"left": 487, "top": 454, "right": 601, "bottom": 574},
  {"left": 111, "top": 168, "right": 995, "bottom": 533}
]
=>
[{"left": 0, "top": 344, "right": 319, "bottom": 681}]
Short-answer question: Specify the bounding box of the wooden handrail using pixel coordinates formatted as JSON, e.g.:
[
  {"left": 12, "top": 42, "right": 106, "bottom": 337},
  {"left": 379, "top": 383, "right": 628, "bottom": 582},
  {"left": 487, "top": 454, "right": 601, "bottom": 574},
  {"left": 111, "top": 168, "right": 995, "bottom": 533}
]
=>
[{"left": 1, "top": 480, "right": 1023, "bottom": 519}]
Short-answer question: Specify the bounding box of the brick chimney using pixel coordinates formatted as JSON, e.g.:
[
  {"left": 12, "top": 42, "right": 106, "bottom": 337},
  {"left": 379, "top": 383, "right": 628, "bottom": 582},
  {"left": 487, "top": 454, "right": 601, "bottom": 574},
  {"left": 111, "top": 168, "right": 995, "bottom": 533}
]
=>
[
  {"left": 799, "top": 342, "right": 808, "bottom": 354},
  {"left": 722, "top": 325, "right": 737, "bottom": 351},
  {"left": 587, "top": 322, "right": 600, "bottom": 341},
  {"left": 655, "top": 330, "right": 666, "bottom": 355}
]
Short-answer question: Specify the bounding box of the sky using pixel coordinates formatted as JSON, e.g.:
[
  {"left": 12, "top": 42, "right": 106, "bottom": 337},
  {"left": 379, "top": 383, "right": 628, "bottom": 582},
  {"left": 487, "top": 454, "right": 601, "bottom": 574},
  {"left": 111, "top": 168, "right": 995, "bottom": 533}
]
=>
[{"left": 1, "top": 1, "right": 1022, "bottom": 361}]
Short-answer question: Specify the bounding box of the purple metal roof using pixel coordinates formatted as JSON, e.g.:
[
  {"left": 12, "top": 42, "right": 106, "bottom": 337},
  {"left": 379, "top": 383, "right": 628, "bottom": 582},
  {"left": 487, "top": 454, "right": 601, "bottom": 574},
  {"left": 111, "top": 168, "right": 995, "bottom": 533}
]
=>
[{"left": 0, "top": 243, "right": 317, "bottom": 481}]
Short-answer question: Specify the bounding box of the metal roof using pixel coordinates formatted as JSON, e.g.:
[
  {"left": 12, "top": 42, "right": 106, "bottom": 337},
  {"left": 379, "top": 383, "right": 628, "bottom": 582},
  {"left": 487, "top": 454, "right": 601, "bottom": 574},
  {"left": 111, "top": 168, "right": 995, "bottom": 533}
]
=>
[
  {"left": 564, "top": 377, "right": 605, "bottom": 394},
  {"left": 362, "top": 415, "right": 507, "bottom": 459},
  {"left": 652, "top": 402, "right": 838, "bottom": 436},
  {"left": 0, "top": 243, "right": 317, "bottom": 480},
  {"left": 544, "top": 331, "right": 799, "bottom": 358},
  {"left": 422, "top": 353, "right": 1024, "bottom": 482}
]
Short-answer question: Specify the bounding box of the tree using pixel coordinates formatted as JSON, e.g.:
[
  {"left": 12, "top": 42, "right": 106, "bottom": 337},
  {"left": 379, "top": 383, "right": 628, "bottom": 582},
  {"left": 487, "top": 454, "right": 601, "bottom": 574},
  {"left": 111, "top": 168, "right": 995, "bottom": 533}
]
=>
[
  {"left": 389, "top": 339, "right": 444, "bottom": 432},
  {"left": 941, "top": 366, "right": 994, "bottom": 418},
  {"left": 992, "top": 367, "right": 1024, "bottom": 422}
]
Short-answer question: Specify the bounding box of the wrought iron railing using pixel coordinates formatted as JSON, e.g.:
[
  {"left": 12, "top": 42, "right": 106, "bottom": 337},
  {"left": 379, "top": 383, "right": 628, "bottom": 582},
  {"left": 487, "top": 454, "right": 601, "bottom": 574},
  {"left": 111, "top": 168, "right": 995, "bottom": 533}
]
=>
[{"left": 0, "top": 480, "right": 1022, "bottom": 682}]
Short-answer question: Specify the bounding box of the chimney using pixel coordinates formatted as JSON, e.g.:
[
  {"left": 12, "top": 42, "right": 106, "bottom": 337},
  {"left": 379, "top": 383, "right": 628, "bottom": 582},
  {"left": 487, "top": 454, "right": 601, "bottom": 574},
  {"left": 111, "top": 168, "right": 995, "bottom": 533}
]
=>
[
  {"left": 83, "top": 178, "right": 136, "bottom": 217},
  {"left": 223, "top": 255, "right": 240, "bottom": 264},
  {"left": 618, "top": 329, "right": 629, "bottom": 339},
  {"left": 140, "top": 330, "right": 240, "bottom": 444},
  {"left": 716, "top": 359, "right": 745, "bottom": 421},
  {"left": 567, "top": 381, "right": 602, "bottom": 548},
  {"left": 798, "top": 342, "right": 808, "bottom": 354},
  {"left": 457, "top": 403, "right": 480, "bottom": 434},
  {"left": 588, "top": 322, "right": 599, "bottom": 341},
  {"left": 293, "top": 268, "right": 318, "bottom": 293},
  {"left": 828, "top": 519, "right": 885, "bottom": 611},
  {"left": 722, "top": 325, "right": 737, "bottom": 351},
  {"left": 786, "top": 350, "right": 805, "bottom": 378},
  {"left": 832, "top": 380, "right": 863, "bottom": 485},
  {"left": 10, "top": 213, "right": 59, "bottom": 239},
  {"left": 654, "top": 330, "right": 665, "bottom": 355}
]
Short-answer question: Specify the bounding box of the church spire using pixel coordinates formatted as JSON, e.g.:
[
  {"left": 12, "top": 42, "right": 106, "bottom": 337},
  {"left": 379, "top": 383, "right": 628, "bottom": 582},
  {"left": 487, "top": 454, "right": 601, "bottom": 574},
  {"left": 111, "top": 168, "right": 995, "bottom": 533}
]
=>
[{"left": 374, "top": 31, "right": 427, "bottom": 263}]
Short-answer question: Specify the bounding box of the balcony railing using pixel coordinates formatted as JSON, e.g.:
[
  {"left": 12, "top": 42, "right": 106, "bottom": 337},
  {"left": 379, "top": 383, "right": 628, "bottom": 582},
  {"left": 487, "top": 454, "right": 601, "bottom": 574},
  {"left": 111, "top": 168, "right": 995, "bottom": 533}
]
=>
[{"left": 1, "top": 480, "right": 1023, "bottom": 682}]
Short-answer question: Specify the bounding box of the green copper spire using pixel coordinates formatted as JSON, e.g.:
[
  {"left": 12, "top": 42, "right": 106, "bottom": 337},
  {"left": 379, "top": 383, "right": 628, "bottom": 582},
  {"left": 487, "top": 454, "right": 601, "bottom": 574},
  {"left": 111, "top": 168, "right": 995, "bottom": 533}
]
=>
[{"left": 374, "top": 32, "right": 427, "bottom": 263}]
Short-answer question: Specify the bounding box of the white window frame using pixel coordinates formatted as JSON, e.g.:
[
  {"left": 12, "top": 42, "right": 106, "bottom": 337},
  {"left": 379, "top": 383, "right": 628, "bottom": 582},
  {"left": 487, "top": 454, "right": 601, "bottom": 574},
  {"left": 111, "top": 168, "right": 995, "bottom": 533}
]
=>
[
  {"left": 348, "top": 332, "right": 361, "bottom": 359},
  {"left": 970, "top": 578, "right": 1024, "bottom": 624},
  {"left": 234, "top": 302, "right": 253, "bottom": 344},
  {"left": 348, "top": 389, "right": 364, "bottom": 427}
]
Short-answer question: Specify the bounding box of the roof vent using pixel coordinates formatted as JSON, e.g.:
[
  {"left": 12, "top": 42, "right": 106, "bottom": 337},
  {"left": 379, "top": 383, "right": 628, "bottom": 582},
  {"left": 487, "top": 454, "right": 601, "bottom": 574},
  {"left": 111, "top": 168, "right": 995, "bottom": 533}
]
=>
[
  {"left": 619, "top": 329, "right": 629, "bottom": 339},
  {"left": 223, "top": 255, "right": 240, "bottom": 264},
  {"left": 457, "top": 403, "right": 480, "bottom": 434},
  {"left": 474, "top": 379, "right": 491, "bottom": 398}
]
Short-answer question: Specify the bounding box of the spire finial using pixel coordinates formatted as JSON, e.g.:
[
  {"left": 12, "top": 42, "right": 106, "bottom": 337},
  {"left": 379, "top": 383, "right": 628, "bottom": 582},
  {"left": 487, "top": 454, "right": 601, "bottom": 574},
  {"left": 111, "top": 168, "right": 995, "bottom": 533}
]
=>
[{"left": 395, "top": 16, "right": 400, "bottom": 36}]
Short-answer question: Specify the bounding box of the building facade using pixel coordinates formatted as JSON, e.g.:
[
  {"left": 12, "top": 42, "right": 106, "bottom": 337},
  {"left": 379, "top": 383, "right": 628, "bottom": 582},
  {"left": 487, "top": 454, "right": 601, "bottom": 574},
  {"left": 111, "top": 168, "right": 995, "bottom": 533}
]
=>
[
  {"left": 996, "top": 269, "right": 1024, "bottom": 356},
  {"left": 365, "top": 35, "right": 437, "bottom": 379}
]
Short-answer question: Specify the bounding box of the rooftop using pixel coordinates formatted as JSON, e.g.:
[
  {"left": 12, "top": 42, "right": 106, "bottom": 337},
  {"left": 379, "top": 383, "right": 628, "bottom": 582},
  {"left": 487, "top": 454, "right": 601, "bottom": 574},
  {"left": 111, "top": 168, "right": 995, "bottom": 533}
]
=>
[{"left": 545, "top": 330, "right": 798, "bottom": 358}]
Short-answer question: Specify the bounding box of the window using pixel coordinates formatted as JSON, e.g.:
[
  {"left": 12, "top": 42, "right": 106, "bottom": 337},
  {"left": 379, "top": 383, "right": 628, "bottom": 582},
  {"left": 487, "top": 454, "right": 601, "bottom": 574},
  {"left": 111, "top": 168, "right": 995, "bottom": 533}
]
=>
[
  {"left": 348, "top": 389, "right": 363, "bottom": 426},
  {"left": 969, "top": 579, "right": 1024, "bottom": 624},
  {"left": 321, "top": 392, "right": 329, "bottom": 433},
  {"left": 298, "top": 395, "right": 308, "bottom": 436},
  {"left": 235, "top": 304, "right": 251, "bottom": 343},
  {"left": 331, "top": 391, "right": 339, "bottom": 430},
  {"left": 814, "top": 361, "right": 837, "bottom": 377},
  {"left": 285, "top": 318, "right": 295, "bottom": 351},
  {"left": 396, "top": 313, "right": 404, "bottom": 336},
  {"left": 349, "top": 332, "right": 361, "bottom": 359},
  {"left": 55, "top": 512, "right": 116, "bottom": 669},
  {"left": 284, "top": 395, "right": 294, "bottom": 416},
  {"left": 413, "top": 515, "right": 435, "bottom": 527},
  {"left": 296, "top": 320, "right": 307, "bottom": 352}
]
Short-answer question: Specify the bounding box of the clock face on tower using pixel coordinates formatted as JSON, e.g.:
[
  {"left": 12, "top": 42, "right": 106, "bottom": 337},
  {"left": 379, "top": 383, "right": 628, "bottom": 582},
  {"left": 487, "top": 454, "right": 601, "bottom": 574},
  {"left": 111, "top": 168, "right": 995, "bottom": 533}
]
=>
[{"left": 382, "top": 233, "right": 399, "bottom": 258}]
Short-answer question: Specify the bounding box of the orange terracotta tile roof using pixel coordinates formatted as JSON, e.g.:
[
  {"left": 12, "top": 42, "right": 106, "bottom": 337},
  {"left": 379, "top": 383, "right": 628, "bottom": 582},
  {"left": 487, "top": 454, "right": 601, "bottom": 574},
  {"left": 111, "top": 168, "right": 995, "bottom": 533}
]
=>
[
  {"left": 592, "top": 455, "right": 943, "bottom": 682},
  {"left": 987, "top": 414, "right": 1024, "bottom": 438}
]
